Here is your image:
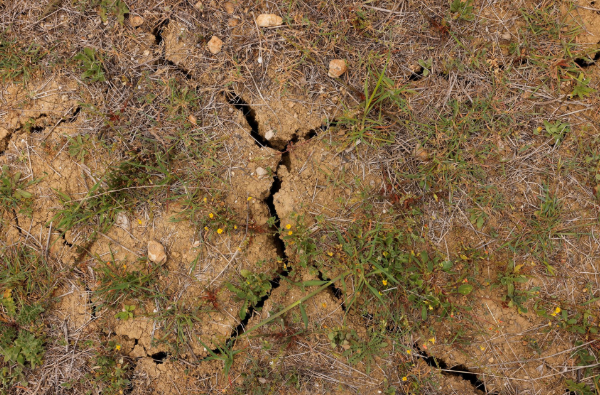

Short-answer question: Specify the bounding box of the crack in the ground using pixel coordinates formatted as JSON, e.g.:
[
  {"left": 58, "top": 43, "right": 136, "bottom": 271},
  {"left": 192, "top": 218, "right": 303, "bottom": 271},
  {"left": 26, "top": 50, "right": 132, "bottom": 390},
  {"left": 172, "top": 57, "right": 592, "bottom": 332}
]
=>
[{"left": 415, "top": 344, "right": 494, "bottom": 394}]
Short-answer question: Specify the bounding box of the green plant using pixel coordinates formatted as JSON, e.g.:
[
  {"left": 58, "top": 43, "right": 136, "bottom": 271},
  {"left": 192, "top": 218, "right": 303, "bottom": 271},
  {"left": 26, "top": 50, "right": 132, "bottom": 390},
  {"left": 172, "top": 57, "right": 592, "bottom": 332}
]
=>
[
  {"left": 450, "top": 0, "right": 474, "bottom": 21},
  {"left": 417, "top": 58, "right": 432, "bottom": 77},
  {"left": 0, "top": 326, "right": 45, "bottom": 389},
  {"left": 345, "top": 331, "right": 388, "bottom": 374},
  {"left": 98, "top": 0, "right": 129, "bottom": 24},
  {"left": 570, "top": 73, "right": 595, "bottom": 100},
  {"left": 535, "top": 120, "right": 570, "bottom": 144},
  {"left": 226, "top": 270, "right": 272, "bottom": 320},
  {"left": 94, "top": 259, "right": 159, "bottom": 306},
  {"left": 66, "top": 134, "right": 91, "bottom": 163},
  {"left": 114, "top": 304, "right": 135, "bottom": 320},
  {"left": 197, "top": 338, "right": 243, "bottom": 381},
  {"left": 0, "top": 165, "right": 37, "bottom": 218},
  {"left": 74, "top": 48, "right": 105, "bottom": 82},
  {"left": 337, "top": 60, "right": 413, "bottom": 145},
  {"left": 0, "top": 35, "right": 44, "bottom": 82},
  {"left": 87, "top": 341, "right": 132, "bottom": 394},
  {"left": 497, "top": 262, "right": 537, "bottom": 313}
]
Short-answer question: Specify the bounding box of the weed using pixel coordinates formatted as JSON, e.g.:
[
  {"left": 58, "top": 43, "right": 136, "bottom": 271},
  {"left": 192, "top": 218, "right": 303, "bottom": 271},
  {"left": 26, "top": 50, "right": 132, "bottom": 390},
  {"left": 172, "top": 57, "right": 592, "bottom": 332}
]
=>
[
  {"left": 497, "top": 262, "right": 537, "bottom": 313},
  {"left": 74, "top": 48, "right": 105, "bottom": 83},
  {"left": 66, "top": 134, "right": 92, "bottom": 163},
  {"left": 0, "top": 325, "right": 45, "bottom": 389},
  {"left": 345, "top": 331, "right": 388, "bottom": 374},
  {"left": 570, "top": 73, "right": 595, "bottom": 99},
  {"left": 226, "top": 270, "right": 272, "bottom": 320},
  {"left": 114, "top": 304, "right": 135, "bottom": 320},
  {"left": 337, "top": 60, "right": 413, "bottom": 145},
  {"left": 86, "top": 341, "right": 132, "bottom": 394},
  {"left": 197, "top": 338, "right": 243, "bottom": 382},
  {"left": 0, "top": 166, "right": 38, "bottom": 220},
  {"left": 535, "top": 120, "right": 570, "bottom": 145},
  {"left": 93, "top": 258, "right": 160, "bottom": 306},
  {"left": 449, "top": 0, "right": 474, "bottom": 21},
  {"left": 98, "top": 0, "right": 129, "bottom": 24},
  {"left": 0, "top": 35, "right": 44, "bottom": 82}
]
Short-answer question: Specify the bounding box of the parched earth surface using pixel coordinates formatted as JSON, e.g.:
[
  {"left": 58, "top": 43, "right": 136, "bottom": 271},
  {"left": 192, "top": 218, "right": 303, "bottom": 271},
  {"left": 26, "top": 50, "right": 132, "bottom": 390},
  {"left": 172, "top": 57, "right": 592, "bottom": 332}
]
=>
[{"left": 2, "top": 1, "right": 600, "bottom": 394}]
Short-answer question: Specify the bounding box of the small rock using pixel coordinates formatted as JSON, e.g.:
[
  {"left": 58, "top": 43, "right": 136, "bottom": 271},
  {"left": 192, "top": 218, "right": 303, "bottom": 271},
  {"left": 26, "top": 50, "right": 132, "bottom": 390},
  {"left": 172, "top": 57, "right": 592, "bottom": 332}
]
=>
[
  {"left": 413, "top": 143, "right": 430, "bottom": 161},
  {"left": 224, "top": 2, "right": 234, "bottom": 14},
  {"left": 288, "top": 102, "right": 294, "bottom": 108},
  {"left": 265, "top": 130, "right": 274, "bottom": 140},
  {"left": 228, "top": 18, "right": 239, "bottom": 27},
  {"left": 192, "top": 240, "right": 201, "bottom": 248},
  {"left": 130, "top": 15, "right": 144, "bottom": 27},
  {"left": 256, "top": 14, "right": 282, "bottom": 27},
  {"left": 194, "top": 1, "right": 203, "bottom": 10},
  {"left": 115, "top": 212, "right": 130, "bottom": 230},
  {"left": 500, "top": 32, "right": 511, "bottom": 40},
  {"left": 256, "top": 167, "right": 268, "bottom": 177},
  {"left": 148, "top": 240, "right": 167, "bottom": 264},
  {"left": 258, "top": 378, "right": 267, "bottom": 384},
  {"left": 188, "top": 114, "right": 197, "bottom": 125},
  {"left": 207, "top": 36, "right": 223, "bottom": 54},
  {"left": 328, "top": 59, "right": 347, "bottom": 78}
]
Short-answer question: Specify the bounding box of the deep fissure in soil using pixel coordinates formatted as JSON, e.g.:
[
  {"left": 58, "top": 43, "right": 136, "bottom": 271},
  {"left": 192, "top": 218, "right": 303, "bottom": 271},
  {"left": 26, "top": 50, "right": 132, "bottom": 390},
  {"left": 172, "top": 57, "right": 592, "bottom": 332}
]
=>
[{"left": 416, "top": 344, "right": 493, "bottom": 394}]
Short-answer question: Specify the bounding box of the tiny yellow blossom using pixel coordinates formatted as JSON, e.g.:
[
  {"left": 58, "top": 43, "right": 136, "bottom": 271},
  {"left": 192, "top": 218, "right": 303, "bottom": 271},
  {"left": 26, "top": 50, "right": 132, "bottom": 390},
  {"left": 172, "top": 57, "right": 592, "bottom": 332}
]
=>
[
  {"left": 288, "top": 231, "right": 293, "bottom": 235},
  {"left": 379, "top": 291, "right": 383, "bottom": 295},
  {"left": 382, "top": 279, "right": 388, "bottom": 286},
  {"left": 322, "top": 303, "right": 327, "bottom": 308},
  {"left": 204, "top": 226, "right": 209, "bottom": 231},
  {"left": 429, "top": 337, "right": 435, "bottom": 344},
  {"left": 286, "top": 224, "right": 291, "bottom": 229},
  {"left": 234, "top": 225, "right": 238, "bottom": 229},
  {"left": 402, "top": 377, "right": 407, "bottom": 382},
  {"left": 327, "top": 252, "right": 333, "bottom": 256},
  {"left": 537, "top": 126, "right": 543, "bottom": 132},
  {"left": 479, "top": 345, "right": 485, "bottom": 351},
  {"left": 406, "top": 349, "right": 411, "bottom": 354},
  {"left": 115, "top": 344, "right": 121, "bottom": 351},
  {"left": 383, "top": 251, "right": 388, "bottom": 257},
  {"left": 247, "top": 197, "right": 252, "bottom": 201},
  {"left": 123, "top": 265, "right": 126, "bottom": 269},
  {"left": 209, "top": 213, "right": 214, "bottom": 219},
  {"left": 137, "top": 219, "right": 142, "bottom": 225},
  {"left": 217, "top": 228, "right": 223, "bottom": 234},
  {"left": 203, "top": 197, "right": 207, "bottom": 202},
  {"left": 428, "top": 305, "right": 433, "bottom": 310}
]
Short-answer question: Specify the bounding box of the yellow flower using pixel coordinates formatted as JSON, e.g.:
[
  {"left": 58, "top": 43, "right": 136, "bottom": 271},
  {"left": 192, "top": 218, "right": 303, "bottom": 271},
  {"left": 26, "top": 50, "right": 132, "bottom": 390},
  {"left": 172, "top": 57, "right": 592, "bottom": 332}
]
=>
[
  {"left": 137, "top": 219, "right": 142, "bottom": 225},
  {"left": 234, "top": 225, "right": 237, "bottom": 229},
  {"left": 203, "top": 197, "right": 207, "bottom": 202},
  {"left": 379, "top": 291, "right": 383, "bottom": 295},
  {"left": 247, "top": 197, "right": 252, "bottom": 201},
  {"left": 217, "top": 228, "right": 223, "bottom": 234},
  {"left": 429, "top": 337, "right": 435, "bottom": 344},
  {"left": 288, "top": 231, "right": 293, "bottom": 235},
  {"left": 209, "top": 213, "right": 214, "bottom": 219},
  {"left": 537, "top": 126, "right": 543, "bottom": 132},
  {"left": 479, "top": 345, "right": 485, "bottom": 351},
  {"left": 402, "top": 377, "right": 407, "bottom": 381},
  {"left": 406, "top": 349, "right": 411, "bottom": 354},
  {"left": 551, "top": 306, "right": 561, "bottom": 317},
  {"left": 123, "top": 265, "right": 126, "bottom": 269},
  {"left": 286, "top": 224, "right": 292, "bottom": 229},
  {"left": 428, "top": 305, "right": 433, "bottom": 310},
  {"left": 322, "top": 303, "right": 327, "bottom": 308},
  {"left": 383, "top": 251, "right": 388, "bottom": 257},
  {"left": 382, "top": 279, "right": 388, "bottom": 286},
  {"left": 204, "top": 226, "right": 209, "bottom": 231},
  {"left": 115, "top": 345, "right": 121, "bottom": 351},
  {"left": 327, "top": 252, "right": 333, "bottom": 256}
]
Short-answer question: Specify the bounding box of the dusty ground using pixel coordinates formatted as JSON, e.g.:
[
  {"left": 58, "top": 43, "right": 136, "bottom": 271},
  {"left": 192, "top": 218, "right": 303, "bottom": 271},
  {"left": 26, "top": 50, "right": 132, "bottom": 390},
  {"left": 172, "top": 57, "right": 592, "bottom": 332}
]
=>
[{"left": 2, "top": 0, "right": 600, "bottom": 394}]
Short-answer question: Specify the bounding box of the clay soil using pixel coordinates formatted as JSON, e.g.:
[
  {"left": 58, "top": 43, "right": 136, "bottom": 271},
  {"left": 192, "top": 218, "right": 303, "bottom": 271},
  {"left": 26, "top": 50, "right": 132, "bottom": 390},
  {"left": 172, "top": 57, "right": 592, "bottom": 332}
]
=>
[{"left": 2, "top": 1, "right": 600, "bottom": 394}]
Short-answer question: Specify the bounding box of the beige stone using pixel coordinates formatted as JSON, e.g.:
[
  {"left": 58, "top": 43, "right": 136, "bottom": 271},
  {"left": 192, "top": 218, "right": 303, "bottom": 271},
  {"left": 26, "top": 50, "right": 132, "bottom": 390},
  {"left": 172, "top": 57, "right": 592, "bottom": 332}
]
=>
[
  {"left": 224, "top": 2, "right": 234, "bottom": 14},
  {"left": 148, "top": 240, "right": 167, "bottom": 264},
  {"left": 130, "top": 15, "right": 144, "bottom": 27},
  {"left": 256, "top": 14, "right": 282, "bottom": 27},
  {"left": 207, "top": 36, "right": 223, "bottom": 54},
  {"left": 328, "top": 59, "right": 347, "bottom": 78}
]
